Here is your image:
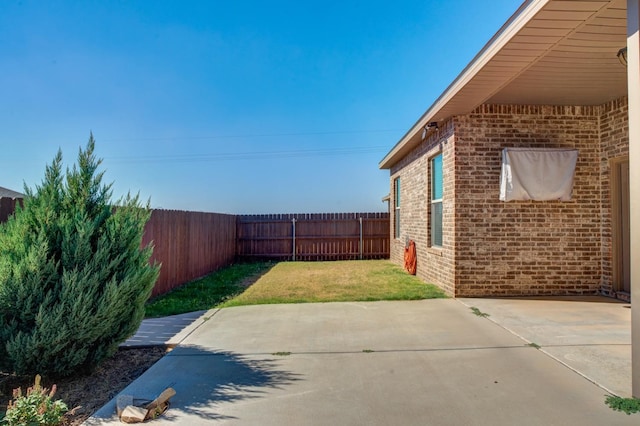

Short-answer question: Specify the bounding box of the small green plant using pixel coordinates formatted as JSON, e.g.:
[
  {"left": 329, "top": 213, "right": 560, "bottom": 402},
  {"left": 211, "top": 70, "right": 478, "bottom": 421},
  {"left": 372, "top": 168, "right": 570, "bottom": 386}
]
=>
[
  {"left": 2, "top": 375, "right": 69, "bottom": 426},
  {"left": 605, "top": 395, "right": 640, "bottom": 415},
  {"left": 362, "top": 349, "right": 374, "bottom": 353},
  {"left": 526, "top": 342, "right": 541, "bottom": 349},
  {"left": 272, "top": 352, "right": 291, "bottom": 356},
  {"left": 470, "top": 307, "right": 490, "bottom": 317}
]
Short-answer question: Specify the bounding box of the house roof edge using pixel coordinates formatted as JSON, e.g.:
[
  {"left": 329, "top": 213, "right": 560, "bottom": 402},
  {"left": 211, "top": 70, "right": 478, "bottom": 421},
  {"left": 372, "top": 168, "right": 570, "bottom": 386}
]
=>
[
  {"left": 0, "top": 186, "right": 25, "bottom": 199},
  {"left": 379, "top": 0, "right": 548, "bottom": 170}
]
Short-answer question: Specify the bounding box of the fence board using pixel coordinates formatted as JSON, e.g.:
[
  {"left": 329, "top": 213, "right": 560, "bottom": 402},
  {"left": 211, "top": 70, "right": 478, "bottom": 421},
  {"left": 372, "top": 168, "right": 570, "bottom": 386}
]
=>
[
  {"left": 142, "top": 209, "right": 237, "bottom": 297},
  {"left": 1, "top": 200, "right": 390, "bottom": 296},
  {"left": 0, "top": 197, "right": 22, "bottom": 223},
  {"left": 237, "top": 212, "right": 389, "bottom": 261}
]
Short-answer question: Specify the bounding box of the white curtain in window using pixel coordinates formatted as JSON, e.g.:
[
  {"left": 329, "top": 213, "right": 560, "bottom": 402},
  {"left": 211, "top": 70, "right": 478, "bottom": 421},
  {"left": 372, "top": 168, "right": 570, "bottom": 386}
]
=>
[{"left": 500, "top": 147, "right": 578, "bottom": 202}]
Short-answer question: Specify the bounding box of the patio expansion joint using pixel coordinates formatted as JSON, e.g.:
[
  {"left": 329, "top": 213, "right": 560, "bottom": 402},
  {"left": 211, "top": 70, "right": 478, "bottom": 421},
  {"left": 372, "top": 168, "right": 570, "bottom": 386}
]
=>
[
  {"left": 172, "top": 308, "right": 223, "bottom": 347},
  {"left": 454, "top": 299, "right": 623, "bottom": 397},
  {"left": 169, "top": 346, "right": 534, "bottom": 357}
]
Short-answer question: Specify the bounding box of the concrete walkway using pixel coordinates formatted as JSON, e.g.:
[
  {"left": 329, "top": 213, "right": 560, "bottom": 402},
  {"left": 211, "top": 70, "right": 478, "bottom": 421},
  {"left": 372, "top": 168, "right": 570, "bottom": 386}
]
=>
[
  {"left": 121, "top": 310, "right": 209, "bottom": 348},
  {"left": 86, "top": 298, "right": 635, "bottom": 425}
]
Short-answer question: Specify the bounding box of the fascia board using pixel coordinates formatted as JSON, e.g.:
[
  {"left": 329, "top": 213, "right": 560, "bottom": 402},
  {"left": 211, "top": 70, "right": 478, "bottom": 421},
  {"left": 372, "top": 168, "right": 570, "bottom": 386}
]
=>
[{"left": 379, "top": 0, "right": 549, "bottom": 169}]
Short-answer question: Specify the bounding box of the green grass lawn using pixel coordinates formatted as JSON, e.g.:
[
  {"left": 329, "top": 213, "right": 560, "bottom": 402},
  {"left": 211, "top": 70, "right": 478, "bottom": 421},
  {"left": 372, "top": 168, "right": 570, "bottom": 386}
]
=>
[
  {"left": 222, "top": 260, "right": 446, "bottom": 307},
  {"left": 144, "top": 262, "right": 275, "bottom": 318},
  {"left": 145, "top": 259, "right": 447, "bottom": 317}
]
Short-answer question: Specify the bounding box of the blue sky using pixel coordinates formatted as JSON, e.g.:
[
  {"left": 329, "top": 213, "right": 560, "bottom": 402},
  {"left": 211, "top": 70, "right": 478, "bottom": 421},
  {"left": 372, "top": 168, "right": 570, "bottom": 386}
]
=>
[{"left": 1, "top": 0, "right": 518, "bottom": 214}]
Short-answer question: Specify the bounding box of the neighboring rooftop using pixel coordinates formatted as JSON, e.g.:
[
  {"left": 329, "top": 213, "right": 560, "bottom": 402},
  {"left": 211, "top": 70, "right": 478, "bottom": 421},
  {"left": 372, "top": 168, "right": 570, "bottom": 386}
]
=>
[{"left": 0, "top": 186, "right": 25, "bottom": 199}]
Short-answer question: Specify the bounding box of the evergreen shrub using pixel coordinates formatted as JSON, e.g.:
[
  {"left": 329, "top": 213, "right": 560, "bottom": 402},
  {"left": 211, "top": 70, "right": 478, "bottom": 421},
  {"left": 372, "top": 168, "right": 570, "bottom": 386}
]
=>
[{"left": 0, "top": 135, "right": 159, "bottom": 376}]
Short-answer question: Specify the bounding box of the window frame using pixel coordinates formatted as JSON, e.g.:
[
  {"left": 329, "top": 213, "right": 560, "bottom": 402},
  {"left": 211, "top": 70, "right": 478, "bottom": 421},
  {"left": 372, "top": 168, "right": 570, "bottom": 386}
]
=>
[
  {"left": 394, "top": 177, "right": 401, "bottom": 239},
  {"left": 430, "top": 153, "right": 443, "bottom": 248}
]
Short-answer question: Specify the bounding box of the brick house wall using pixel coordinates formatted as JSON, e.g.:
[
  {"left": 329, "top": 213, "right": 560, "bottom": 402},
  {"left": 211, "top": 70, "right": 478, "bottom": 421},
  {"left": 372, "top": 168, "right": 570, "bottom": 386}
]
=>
[
  {"left": 390, "top": 121, "right": 457, "bottom": 295},
  {"left": 454, "top": 104, "right": 601, "bottom": 296},
  {"left": 388, "top": 98, "right": 629, "bottom": 297}
]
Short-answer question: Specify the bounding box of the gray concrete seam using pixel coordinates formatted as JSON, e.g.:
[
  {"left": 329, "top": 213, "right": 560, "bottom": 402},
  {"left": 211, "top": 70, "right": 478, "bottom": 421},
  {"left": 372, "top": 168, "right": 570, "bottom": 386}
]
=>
[
  {"left": 171, "top": 308, "right": 223, "bottom": 347},
  {"left": 454, "top": 298, "right": 620, "bottom": 397}
]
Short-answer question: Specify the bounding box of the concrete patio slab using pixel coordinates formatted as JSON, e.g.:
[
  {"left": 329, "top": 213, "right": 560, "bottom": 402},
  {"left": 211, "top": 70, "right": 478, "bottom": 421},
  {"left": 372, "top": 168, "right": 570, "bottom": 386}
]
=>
[
  {"left": 178, "top": 300, "right": 526, "bottom": 354},
  {"left": 458, "top": 296, "right": 631, "bottom": 397},
  {"left": 86, "top": 299, "right": 637, "bottom": 425}
]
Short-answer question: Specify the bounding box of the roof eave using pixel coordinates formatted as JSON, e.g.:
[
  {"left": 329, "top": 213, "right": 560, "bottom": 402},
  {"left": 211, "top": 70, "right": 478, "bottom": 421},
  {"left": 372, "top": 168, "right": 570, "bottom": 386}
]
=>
[
  {"left": 0, "top": 186, "right": 25, "bottom": 199},
  {"left": 379, "top": 0, "right": 548, "bottom": 170}
]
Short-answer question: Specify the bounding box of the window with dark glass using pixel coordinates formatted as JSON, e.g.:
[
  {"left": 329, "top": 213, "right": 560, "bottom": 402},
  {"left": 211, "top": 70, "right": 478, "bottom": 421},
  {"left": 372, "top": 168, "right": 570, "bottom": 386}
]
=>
[
  {"left": 394, "top": 177, "right": 401, "bottom": 239},
  {"left": 431, "top": 154, "right": 443, "bottom": 247}
]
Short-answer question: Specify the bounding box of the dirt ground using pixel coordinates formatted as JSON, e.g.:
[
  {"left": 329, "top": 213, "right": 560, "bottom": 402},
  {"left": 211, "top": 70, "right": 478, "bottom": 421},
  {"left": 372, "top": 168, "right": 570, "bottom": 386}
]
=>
[{"left": 0, "top": 346, "right": 168, "bottom": 425}]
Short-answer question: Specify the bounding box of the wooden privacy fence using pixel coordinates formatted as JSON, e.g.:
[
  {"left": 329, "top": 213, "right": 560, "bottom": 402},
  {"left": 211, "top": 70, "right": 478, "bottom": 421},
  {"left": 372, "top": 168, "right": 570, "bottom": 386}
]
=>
[
  {"left": 0, "top": 201, "right": 390, "bottom": 296},
  {"left": 142, "top": 209, "right": 237, "bottom": 297},
  {"left": 236, "top": 212, "right": 390, "bottom": 261},
  {"left": 0, "top": 197, "right": 22, "bottom": 223}
]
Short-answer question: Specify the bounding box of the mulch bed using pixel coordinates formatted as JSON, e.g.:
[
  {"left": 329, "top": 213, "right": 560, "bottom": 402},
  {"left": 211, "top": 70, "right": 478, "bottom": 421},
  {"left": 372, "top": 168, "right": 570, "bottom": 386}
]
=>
[{"left": 0, "top": 346, "right": 168, "bottom": 425}]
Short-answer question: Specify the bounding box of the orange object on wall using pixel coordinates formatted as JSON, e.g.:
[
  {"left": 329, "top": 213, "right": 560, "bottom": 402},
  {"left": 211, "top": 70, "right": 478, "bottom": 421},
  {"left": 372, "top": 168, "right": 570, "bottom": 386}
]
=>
[{"left": 404, "top": 240, "right": 417, "bottom": 275}]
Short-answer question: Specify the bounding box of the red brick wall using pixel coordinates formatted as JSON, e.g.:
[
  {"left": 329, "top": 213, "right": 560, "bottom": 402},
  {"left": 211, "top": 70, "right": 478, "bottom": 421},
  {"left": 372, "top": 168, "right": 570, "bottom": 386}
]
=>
[
  {"left": 388, "top": 101, "right": 629, "bottom": 297},
  {"left": 453, "top": 104, "right": 602, "bottom": 296},
  {"left": 390, "top": 120, "right": 457, "bottom": 295}
]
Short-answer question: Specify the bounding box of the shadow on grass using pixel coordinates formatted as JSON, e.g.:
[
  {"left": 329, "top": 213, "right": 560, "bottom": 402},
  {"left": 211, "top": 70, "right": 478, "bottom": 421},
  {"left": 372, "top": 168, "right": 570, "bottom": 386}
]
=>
[
  {"left": 145, "top": 262, "right": 279, "bottom": 318},
  {"left": 235, "top": 262, "right": 278, "bottom": 290},
  {"left": 85, "top": 345, "right": 301, "bottom": 423}
]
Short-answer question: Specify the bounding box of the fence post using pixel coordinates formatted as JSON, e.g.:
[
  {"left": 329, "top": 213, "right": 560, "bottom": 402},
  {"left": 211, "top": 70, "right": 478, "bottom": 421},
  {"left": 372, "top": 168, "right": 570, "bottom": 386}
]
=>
[
  {"left": 292, "top": 218, "right": 297, "bottom": 261},
  {"left": 359, "top": 217, "right": 363, "bottom": 260}
]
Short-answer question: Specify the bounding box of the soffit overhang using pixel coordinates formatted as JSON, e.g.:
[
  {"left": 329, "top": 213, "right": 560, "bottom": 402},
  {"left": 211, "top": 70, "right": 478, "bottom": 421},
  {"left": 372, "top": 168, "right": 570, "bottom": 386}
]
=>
[{"left": 380, "top": 0, "right": 628, "bottom": 169}]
